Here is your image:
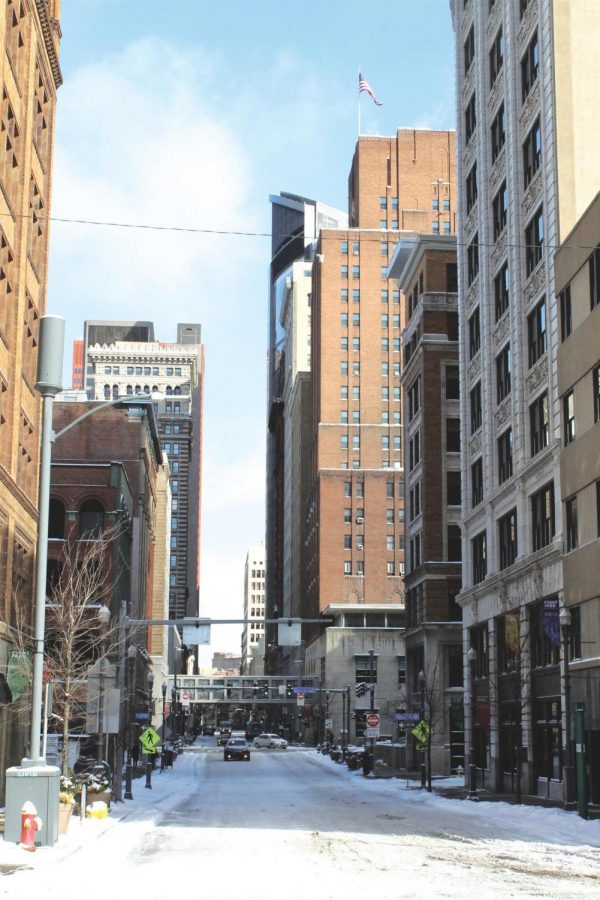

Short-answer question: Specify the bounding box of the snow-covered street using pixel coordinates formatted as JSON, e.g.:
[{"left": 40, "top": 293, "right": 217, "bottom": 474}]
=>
[{"left": 2, "top": 744, "right": 599, "bottom": 899}]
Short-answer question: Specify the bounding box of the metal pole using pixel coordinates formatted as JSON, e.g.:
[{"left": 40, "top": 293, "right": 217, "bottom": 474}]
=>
[
  {"left": 346, "top": 685, "right": 351, "bottom": 751},
  {"left": 561, "top": 619, "right": 574, "bottom": 804},
  {"left": 124, "top": 652, "right": 134, "bottom": 799},
  {"left": 468, "top": 648, "right": 477, "bottom": 799},
  {"left": 419, "top": 671, "right": 426, "bottom": 789},
  {"left": 368, "top": 648, "right": 375, "bottom": 775},
  {"left": 342, "top": 690, "right": 346, "bottom": 760},
  {"left": 574, "top": 703, "right": 588, "bottom": 819}
]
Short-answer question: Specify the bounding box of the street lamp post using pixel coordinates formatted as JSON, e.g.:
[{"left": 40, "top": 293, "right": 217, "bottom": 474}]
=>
[
  {"left": 96, "top": 604, "right": 111, "bottom": 764},
  {"left": 160, "top": 682, "right": 167, "bottom": 773},
  {"left": 560, "top": 607, "right": 574, "bottom": 805},
  {"left": 124, "top": 644, "right": 137, "bottom": 800},
  {"left": 467, "top": 647, "right": 478, "bottom": 800},
  {"left": 418, "top": 670, "right": 426, "bottom": 789},
  {"left": 145, "top": 670, "right": 154, "bottom": 789}
]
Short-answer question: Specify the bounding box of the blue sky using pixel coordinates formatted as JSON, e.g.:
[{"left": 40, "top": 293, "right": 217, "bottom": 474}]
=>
[{"left": 47, "top": 0, "right": 456, "bottom": 657}]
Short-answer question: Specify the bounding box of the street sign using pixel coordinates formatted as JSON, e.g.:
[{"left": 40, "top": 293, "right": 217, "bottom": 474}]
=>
[
  {"left": 139, "top": 725, "right": 161, "bottom": 754},
  {"left": 325, "top": 718, "right": 333, "bottom": 729},
  {"left": 181, "top": 691, "right": 190, "bottom": 707},
  {"left": 411, "top": 720, "right": 431, "bottom": 750},
  {"left": 297, "top": 692, "right": 305, "bottom": 708},
  {"left": 366, "top": 713, "right": 380, "bottom": 728},
  {"left": 182, "top": 624, "right": 211, "bottom": 645},
  {"left": 395, "top": 711, "right": 420, "bottom": 723},
  {"left": 292, "top": 686, "right": 316, "bottom": 694}
]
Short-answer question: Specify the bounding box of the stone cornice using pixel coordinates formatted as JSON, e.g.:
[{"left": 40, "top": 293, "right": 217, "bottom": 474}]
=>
[
  {"left": 0, "top": 464, "right": 39, "bottom": 522},
  {"left": 35, "top": 1, "right": 62, "bottom": 89}
]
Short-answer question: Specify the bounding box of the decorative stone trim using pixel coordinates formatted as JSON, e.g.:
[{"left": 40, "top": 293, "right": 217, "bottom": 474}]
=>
[
  {"left": 469, "top": 430, "right": 482, "bottom": 456},
  {"left": 463, "top": 133, "right": 477, "bottom": 171},
  {"left": 35, "top": 0, "right": 63, "bottom": 88},
  {"left": 486, "top": 1, "right": 502, "bottom": 43},
  {"left": 464, "top": 203, "right": 478, "bottom": 240},
  {"left": 487, "top": 70, "right": 504, "bottom": 115},
  {"left": 495, "top": 397, "right": 512, "bottom": 428},
  {"left": 524, "top": 262, "right": 546, "bottom": 305},
  {"left": 526, "top": 355, "right": 548, "bottom": 395},
  {"left": 519, "top": 79, "right": 540, "bottom": 130},
  {"left": 465, "top": 276, "right": 479, "bottom": 310},
  {"left": 518, "top": 0, "right": 538, "bottom": 51},
  {"left": 521, "top": 169, "right": 542, "bottom": 217},
  {"left": 462, "top": 66, "right": 475, "bottom": 104},
  {"left": 461, "top": 0, "right": 473, "bottom": 40},
  {"left": 491, "top": 230, "right": 507, "bottom": 270},
  {"left": 494, "top": 312, "right": 510, "bottom": 347},
  {"left": 489, "top": 147, "right": 506, "bottom": 192},
  {"left": 467, "top": 354, "right": 481, "bottom": 383}
]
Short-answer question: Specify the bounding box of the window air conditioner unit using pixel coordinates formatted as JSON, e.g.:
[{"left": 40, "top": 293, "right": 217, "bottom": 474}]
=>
[
  {"left": 356, "top": 517, "right": 364, "bottom": 524},
  {"left": 356, "top": 543, "right": 364, "bottom": 550}
]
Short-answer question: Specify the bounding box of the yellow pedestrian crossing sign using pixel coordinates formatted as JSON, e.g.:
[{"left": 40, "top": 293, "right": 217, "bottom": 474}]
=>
[
  {"left": 139, "top": 725, "right": 161, "bottom": 754},
  {"left": 411, "top": 720, "right": 431, "bottom": 750}
]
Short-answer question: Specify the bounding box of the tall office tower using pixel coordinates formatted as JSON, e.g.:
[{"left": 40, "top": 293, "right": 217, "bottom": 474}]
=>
[
  {"left": 265, "top": 193, "right": 347, "bottom": 674},
  {"left": 241, "top": 544, "right": 266, "bottom": 675},
  {"left": 390, "top": 233, "right": 462, "bottom": 776},
  {"left": 304, "top": 131, "right": 456, "bottom": 678},
  {"left": 452, "top": 0, "right": 600, "bottom": 802},
  {"left": 85, "top": 322, "right": 204, "bottom": 631},
  {"left": 0, "top": 1, "right": 62, "bottom": 799}
]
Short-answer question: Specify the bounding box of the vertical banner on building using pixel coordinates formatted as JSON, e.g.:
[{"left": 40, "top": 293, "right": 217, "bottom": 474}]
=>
[
  {"left": 543, "top": 595, "right": 560, "bottom": 646},
  {"left": 505, "top": 612, "right": 520, "bottom": 653}
]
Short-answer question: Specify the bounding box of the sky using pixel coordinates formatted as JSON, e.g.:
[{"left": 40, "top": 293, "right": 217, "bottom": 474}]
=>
[{"left": 47, "top": 0, "right": 456, "bottom": 657}]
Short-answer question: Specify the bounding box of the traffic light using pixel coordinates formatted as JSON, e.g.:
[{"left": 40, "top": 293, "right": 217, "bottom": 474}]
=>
[
  {"left": 225, "top": 682, "right": 231, "bottom": 699},
  {"left": 355, "top": 682, "right": 368, "bottom": 697},
  {"left": 286, "top": 683, "right": 294, "bottom": 699}
]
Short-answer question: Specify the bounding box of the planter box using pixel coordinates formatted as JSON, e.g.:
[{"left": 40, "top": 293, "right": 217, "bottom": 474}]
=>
[
  {"left": 86, "top": 790, "right": 111, "bottom": 807},
  {"left": 58, "top": 803, "right": 73, "bottom": 834}
]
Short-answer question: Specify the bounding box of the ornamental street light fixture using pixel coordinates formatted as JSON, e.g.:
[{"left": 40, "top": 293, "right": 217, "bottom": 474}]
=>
[
  {"left": 160, "top": 682, "right": 167, "bottom": 773},
  {"left": 559, "top": 606, "right": 574, "bottom": 805},
  {"left": 467, "top": 647, "right": 478, "bottom": 800},
  {"left": 145, "top": 670, "right": 155, "bottom": 790},
  {"left": 96, "top": 604, "right": 111, "bottom": 765},
  {"left": 124, "top": 644, "right": 137, "bottom": 800}
]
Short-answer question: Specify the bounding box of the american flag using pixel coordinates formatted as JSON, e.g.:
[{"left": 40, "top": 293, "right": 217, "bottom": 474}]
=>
[{"left": 358, "top": 72, "right": 382, "bottom": 106}]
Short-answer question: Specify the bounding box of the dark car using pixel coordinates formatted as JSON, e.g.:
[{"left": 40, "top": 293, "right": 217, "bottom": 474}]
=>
[
  {"left": 217, "top": 727, "right": 232, "bottom": 746},
  {"left": 202, "top": 724, "right": 215, "bottom": 736},
  {"left": 224, "top": 738, "right": 251, "bottom": 761}
]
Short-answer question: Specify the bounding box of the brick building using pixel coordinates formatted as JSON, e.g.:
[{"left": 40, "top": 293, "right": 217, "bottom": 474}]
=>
[
  {"left": 391, "top": 233, "right": 462, "bottom": 775},
  {"left": 302, "top": 131, "right": 456, "bottom": 739},
  {"left": 0, "top": 0, "right": 62, "bottom": 798}
]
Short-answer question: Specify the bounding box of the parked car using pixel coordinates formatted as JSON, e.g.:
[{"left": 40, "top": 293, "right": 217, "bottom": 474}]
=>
[
  {"left": 253, "top": 733, "right": 288, "bottom": 749},
  {"left": 224, "top": 738, "right": 251, "bottom": 761}
]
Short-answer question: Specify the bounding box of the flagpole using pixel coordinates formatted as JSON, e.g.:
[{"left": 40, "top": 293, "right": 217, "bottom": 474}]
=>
[{"left": 358, "top": 64, "right": 361, "bottom": 136}]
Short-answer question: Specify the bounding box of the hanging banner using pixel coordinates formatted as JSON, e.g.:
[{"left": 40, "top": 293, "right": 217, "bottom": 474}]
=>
[
  {"left": 7, "top": 650, "right": 31, "bottom": 702},
  {"left": 505, "top": 612, "right": 520, "bottom": 653},
  {"left": 543, "top": 595, "right": 560, "bottom": 647}
]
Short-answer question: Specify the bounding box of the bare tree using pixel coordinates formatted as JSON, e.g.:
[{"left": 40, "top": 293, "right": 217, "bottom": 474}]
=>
[{"left": 419, "top": 653, "right": 443, "bottom": 792}]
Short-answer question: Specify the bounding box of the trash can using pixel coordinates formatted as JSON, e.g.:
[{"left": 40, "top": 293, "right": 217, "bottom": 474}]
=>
[{"left": 5, "top": 762, "right": 61, "bottom": 847}]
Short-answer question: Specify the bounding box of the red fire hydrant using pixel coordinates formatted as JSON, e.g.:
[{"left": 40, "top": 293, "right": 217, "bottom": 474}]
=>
[{"left": 20, "top": 801, "right": 42, "bottom": 852}]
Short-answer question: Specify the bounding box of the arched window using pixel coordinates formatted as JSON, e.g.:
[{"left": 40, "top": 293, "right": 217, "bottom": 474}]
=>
[
  {"left": 103, "top": 384, "right": 110, "bottom": 399},
  {"left": 166, "top": 386, "right": 173, "bottom": 396},
  {"left": 174, "top": 386, "right": 181, "bottom": 396},
  {"left": 143, "top": 385, "right": 150, "bottom": 394},
  {"left": 48, "top": 498, "right": 65, "bottom": 539},
  {"left": 152, "top": 385, "right": 158, "bottom": 394},
  {"left": 126, "top": 385, "right": 133, "bottom": 396},
  {"left": 134, "top": 385, "right": 141, "bottom": 395},
  {"left": 112, "top": 385, "right": 119, "bottom": 399},
  {"left": 79, "top": 499, "right": 104, "bottom": 539}
]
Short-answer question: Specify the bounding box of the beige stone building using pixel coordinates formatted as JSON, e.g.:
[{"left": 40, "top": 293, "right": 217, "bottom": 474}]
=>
[
  {"left": 555, "top": 189, "right": 600, "bottom": 806},
  {"left": 0, "top": 0, "right": 62, "bottom": 799}
]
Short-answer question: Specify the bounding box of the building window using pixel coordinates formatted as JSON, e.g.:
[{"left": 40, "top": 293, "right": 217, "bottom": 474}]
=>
[
  {"left": 467, "top": 234, "right": 479, "bottom": 285},
  {"left": 448, "top": 525, "right": 462, "bottom": 562},
  {"left": 563, "top": 390, "right": 575, "bottom": 445},
  {"left": 446, "top": 417, "right": 460, "bottom": 452},
  {"left": 409, "top": 533, "right": 421, "bottom": 570},
  {"left": 341, "top": 410, "right": 348, "bottom": 424},
  {"left": 341, "top": 337, "right": 348, "bottom": 351},
  {"left": 465, "top": 162, "right": 477, "bottom": 213},
  {"left": 566, "top": 496, "right": 578, "bottom": 551},
  {"left": 498, "top": 508, "right": 518, "bottom": 570},
  {"left": 352, "top": 337, "right": 360, "bottom": 351},
  {"left": 352, "top": 386, "right": 360, "bottom": 400},
  {"left": 472, "top": 458, "right": 483, "bottom": 507},
  {"left": 496, "top": 345, "right": 511, "bottom": 403},
  {"left": 341, "top": 313, "right": 348, "bottom": 328},
  {"left": 352, "top": 265, "right": 360, "bottom": 279},
  {"left": 494, "top": 262, "right": 509, "bottom": 321},
  {"left": 447, "top": 470, "right": 461, "bottom": 506},
  {"left": 341, "top": 265, "right": 348, "bottom": 279},
  {"left": 489, "top": 28, "right": 503, "bottom": 85},
  {"left": 341, "top": 288, "right": 348, "bottom": 302},
  {"left": 355, "top": 655, "right": 377, "bottom": 684},
  {"left": 470, "top": 624, "right": 489, "bottom": 678},
  {"left": 530, "top": 392, "right": 549, "bottom": 456},
  {"left": 407, "top": 376, "right": 421, "bottom": 421},
  {"left": 491, "top": 103, "right": 505, "bottom": 162},
  {"left": 352, "top": 434, "right": 360, "bottom": 450},
  {"left": 465, "top": 92, "right": 476, "bottom": 143},
  {"left": 344, "top": 534, "right": 351, "bottom": 550},
  {"left": 492, "top": 181, "right": 507, "bottom": 240},
  {"left": 472, "top": 531, "right": 487, "bottom": 584},
  {"left": 386, "top": 561, "right": 395, "bottom": 575},
  {"left": 498, "top": 428, "right": 513, "bottom": 484},
  {"left": 531, "top": 482, "right": 555, "bottom": 550},
  {"left": 408, "top": 430, "right": 420, "bottom": 471},
  {"left": 589, "top": 244, "right": 600, "bottom": 310},
  {"left": 344, "top": 508, "right": 351, "bottom": 523},
  {"left": 527, "top": 298, "right": 547, "bottom": 367},
  {"left": 468, "top": 306, "right": 480, "bottom": 359},
  {"left": 560, "top": 285, "right": 571, "bottom": 341},
  {"left": 344, "top": 561, "right": 351, "bottom": 575},
  {"left": 525, "top": 206, "right": 544, "bottom": 276},
  {"left": 409, "top": 482, "right": 420, "bottom": 520},
  {"left": 523, "top": 117, "right": 541, "bottom": 188},
  {"left": 341, "top": 240, "right": 348, "bottom": 254},
  {"left": 521, "top": 30, "right": 539, "bottom": 103},
  {"left": 341, "top": 385, "right": 348, "bottom": 400},
  {"left": 470, "top": 382, "right": 482, "bottom": 433},
  {"left": 593, "top": 365, "right": 600, "bottom": 422},
  {"left": 341, "top": 434, "right": 348, "bottom": 450},
  {"left": 356, "top": 560, "right": 364, "bottom": 576}
]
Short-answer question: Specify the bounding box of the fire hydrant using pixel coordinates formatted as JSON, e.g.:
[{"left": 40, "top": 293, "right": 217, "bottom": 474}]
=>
[{"left": 20, "top": 801, "right": 42, "bottom": 852}]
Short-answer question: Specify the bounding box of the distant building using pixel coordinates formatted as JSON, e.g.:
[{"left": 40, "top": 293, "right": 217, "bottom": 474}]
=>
[
  {"left": 0, "top": 0, "right": 63, "bottom": 802},
  {"left": 241, "top": 545, "right": 265, "bottom": 674},
  {"left": 83, "top": 322, "right": 204, "bottom": 638},
  {"left": 212, "top": 651, "right": 242, "bottom": 675}
]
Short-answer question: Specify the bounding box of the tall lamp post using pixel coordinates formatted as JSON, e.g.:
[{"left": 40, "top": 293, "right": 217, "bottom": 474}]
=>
[
  {"left": 124, "top": 644, "right": 137, "bottom": 800},
  {"left": 467, "top": 647, "right": 478, "bottom": 800},
  {"left": 418, "top": 670, "right": 426, "bottom": 789},
  {"left": 160, "top": 682, "right": 167, "bottom": 773},
  {"left": 96, "top": 604, "right": 111, "bottom": 764},
  {"left": 559, "top": 607, "right": 574, "bottom": 805},
  {"left": 145, "top": 670, "right": 154, "bottom": 789}
]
